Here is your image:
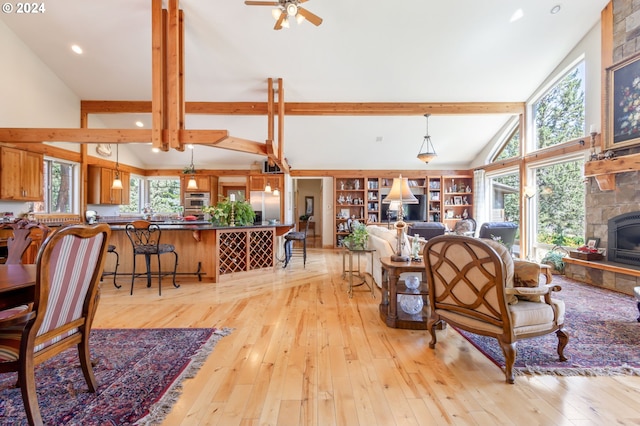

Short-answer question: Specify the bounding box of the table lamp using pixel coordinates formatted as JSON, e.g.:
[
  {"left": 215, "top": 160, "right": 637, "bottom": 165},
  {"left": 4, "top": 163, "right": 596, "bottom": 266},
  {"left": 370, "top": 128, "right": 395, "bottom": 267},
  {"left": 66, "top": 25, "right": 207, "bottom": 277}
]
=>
[{"left": 382, "top": 175, "right": 418, "bottom": 261}]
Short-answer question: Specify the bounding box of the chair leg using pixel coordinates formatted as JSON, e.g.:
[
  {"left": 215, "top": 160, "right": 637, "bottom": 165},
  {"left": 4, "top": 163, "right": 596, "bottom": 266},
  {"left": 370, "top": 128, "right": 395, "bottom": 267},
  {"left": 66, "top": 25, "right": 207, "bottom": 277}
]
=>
[
  {"left": 283, "top": 239, "right": 292, "bottom": 268},
  {"left": 172, "top": 251, "right": 180, "bottom": 289},
  {"left": 145, "top": 255, "right": 152, "bottom": 288},
  {"left": 112, "top": 249, "right": 120, "bottom": 289},
  {"left": 78, "top": 335, "right": 98, "bottom": 392},
  {"left": 157, "top": 253, "right": 162, "bottom": 296},
  {"left": 499, "top": 340, "right": 516, "bottom": 384},
  {"left": 18, "top": 356, "right": 43, "bottom": 426},
  {"left": 556, "top": 328, "right": 569, "bottom": 361},
  {"left": 302, "top": 238, "right": 307, "bottom": 268},
  {"left": 130, "top": 255, "right": 137, "bottom": 295}
]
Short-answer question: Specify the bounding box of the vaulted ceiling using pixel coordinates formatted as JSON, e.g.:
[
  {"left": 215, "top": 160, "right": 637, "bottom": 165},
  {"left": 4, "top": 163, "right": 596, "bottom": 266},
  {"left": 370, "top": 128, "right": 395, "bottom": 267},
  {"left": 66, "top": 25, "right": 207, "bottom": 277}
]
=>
[{"left": 0, "top": 0, "right": 608, "bottom": 171}]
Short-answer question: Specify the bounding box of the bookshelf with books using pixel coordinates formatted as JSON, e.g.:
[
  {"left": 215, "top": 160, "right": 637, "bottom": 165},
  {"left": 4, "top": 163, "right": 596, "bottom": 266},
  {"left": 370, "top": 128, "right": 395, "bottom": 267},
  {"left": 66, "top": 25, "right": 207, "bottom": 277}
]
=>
[{"left": 441, "top": 176, "right": 473, "bottom": 230}]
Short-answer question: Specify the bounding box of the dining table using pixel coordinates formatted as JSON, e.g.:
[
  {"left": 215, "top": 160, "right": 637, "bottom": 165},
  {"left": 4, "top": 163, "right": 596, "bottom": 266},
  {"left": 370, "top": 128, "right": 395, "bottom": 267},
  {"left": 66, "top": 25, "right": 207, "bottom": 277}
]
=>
[{"left": 0, "top": 264, "right": 37, "bottom": 310}]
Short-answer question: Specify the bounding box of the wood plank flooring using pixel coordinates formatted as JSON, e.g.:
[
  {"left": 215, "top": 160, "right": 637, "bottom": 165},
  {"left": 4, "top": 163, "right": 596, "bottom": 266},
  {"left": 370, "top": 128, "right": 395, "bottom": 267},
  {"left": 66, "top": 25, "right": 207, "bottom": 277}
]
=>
[{"left": 93, "top": 249, "right": 640, "bottom": 426}]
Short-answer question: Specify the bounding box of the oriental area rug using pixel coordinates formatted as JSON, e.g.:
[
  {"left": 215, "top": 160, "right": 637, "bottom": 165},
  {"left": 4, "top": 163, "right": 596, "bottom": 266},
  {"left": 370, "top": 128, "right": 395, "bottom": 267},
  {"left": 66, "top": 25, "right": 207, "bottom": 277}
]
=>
[
  {"left": 0, "top": 327, "right": 231, "bottom": 425},
  {"left": 455, "top": 276, "right": 640, "bottom": 377}
]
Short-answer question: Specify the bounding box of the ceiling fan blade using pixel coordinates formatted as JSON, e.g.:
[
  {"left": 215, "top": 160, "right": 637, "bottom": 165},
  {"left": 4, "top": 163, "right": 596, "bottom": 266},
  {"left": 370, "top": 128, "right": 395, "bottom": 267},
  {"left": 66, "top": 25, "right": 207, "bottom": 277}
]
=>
[
  {"left": 298, "top": 0, "right": 309, "bottom": 3},
  {"left": 274, "top": 13, "right": 285, "bottom": 30},
  {"left": 244, "top": 1, "right": 279, "bottom": 5},
  {"left": 297, "top": 7, "right": 323, "bottom": 26}
]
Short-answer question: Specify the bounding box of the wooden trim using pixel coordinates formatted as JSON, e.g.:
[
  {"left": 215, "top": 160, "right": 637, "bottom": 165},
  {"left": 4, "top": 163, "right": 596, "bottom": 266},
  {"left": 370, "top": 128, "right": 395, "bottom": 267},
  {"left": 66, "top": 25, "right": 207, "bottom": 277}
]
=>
[
  {"left": 151, "top": 0, "right": 164, "bottom": 150},
  {"left": 80, "top": 100, "right": 525, "bottom": 116},
  {"left": 166, "top": 0, "right": 181, "bottom": 150},
  {"left": 564, "top": 256, "right": 640, "bottom": 278},
  {"left": 289, "top": 169, "right": 471, "bottom": 178}
]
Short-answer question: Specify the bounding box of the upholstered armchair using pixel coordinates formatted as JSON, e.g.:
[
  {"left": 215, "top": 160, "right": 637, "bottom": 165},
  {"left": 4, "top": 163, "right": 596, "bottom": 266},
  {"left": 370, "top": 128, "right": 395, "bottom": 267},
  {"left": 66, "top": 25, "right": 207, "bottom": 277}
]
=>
[
  {"left": 408, "top": 222, "right": 446, "bottom": 240},
  {"left": 423, "top": 235, "right": 568, "bottom": 383}
]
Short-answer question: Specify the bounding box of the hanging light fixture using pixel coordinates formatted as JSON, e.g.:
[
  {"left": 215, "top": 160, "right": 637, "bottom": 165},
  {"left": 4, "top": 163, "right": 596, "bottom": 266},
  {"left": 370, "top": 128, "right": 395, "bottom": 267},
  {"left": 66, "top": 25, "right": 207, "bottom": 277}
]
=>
[
  {"left": 264, "top": 180, "right": 272, "bottom": 193},
  {"left": 417, "top": 113, "right": 437, "bottom": 163},
  {"left": 186, "top": 145, "right": 198, "bottom": 190},
  {"left": 111, "top": 144, "right": 123, "bottom": 190},
  {"left": 273, "top": 187, "right": 280, "bottom": 196}
]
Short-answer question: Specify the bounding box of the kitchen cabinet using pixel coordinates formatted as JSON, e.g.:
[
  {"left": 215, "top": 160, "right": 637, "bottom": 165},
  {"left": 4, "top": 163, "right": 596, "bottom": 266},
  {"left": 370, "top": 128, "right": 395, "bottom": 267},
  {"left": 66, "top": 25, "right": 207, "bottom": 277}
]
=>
[
  {"left": 87, "top": 165, "right": 130, "bottom": 205},
  {"left": 0, "top": 147, "right": 44, "bottom": 201},
  {"left": 249, "top": 175, "right": 282, "bottom": 192},
  {"left": 182, "top": 175, "right": 211, "bottom": 193}
]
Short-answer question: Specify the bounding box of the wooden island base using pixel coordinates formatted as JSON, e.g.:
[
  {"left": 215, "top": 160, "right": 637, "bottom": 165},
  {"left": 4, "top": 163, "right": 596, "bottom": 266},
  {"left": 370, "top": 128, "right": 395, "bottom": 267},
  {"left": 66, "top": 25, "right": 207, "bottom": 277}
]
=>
[{"left": 103, "top": 223, "right": 293, "bottom": 284}]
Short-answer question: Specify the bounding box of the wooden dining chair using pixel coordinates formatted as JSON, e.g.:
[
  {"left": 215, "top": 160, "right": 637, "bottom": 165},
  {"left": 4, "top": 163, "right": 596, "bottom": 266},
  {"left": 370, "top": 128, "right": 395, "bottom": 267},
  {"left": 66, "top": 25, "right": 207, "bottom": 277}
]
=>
[
  {"left": 0, "top": 223, "right": 111, "bottom": 425},
  {"left": 4, "top": 220, "right": 51, "bottom": 264}
]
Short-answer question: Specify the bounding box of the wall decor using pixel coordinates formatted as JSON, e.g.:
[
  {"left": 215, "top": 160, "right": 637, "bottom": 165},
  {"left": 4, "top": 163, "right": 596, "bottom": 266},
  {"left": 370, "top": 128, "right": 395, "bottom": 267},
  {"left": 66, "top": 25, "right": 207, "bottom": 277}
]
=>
[
  {"left": 606, "top": 52, "right": 640, "bottom": 150},
  {"left": 305, "top": 196, "right": 314, "bottom": 216}
]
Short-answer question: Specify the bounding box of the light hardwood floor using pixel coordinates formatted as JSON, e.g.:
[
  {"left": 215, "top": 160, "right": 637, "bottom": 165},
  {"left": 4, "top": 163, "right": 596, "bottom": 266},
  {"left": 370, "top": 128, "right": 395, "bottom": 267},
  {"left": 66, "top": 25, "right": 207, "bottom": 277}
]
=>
[{"left": 93, "top": 249, "right": 640, "bottom": 426}]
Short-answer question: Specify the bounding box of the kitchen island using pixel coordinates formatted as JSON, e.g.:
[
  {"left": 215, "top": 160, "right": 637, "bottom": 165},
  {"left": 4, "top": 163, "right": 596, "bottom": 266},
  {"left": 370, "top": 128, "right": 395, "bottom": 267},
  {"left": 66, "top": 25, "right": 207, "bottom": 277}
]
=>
[{"left": 103, "top": 221, "right": 293, "bottom": 283}]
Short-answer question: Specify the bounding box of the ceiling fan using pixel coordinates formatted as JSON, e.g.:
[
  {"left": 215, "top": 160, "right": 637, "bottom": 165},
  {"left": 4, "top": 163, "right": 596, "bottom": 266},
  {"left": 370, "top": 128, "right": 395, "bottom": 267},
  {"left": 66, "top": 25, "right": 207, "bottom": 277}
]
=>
[{"left": 245, "top": 0, "right": 323, "bottom": 30}]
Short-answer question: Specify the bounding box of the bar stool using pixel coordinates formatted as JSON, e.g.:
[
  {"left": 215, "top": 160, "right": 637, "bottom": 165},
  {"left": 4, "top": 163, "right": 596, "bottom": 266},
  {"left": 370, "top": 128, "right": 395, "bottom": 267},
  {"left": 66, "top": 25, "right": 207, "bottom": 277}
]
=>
[
  {"left": 101, "top": 244, "right": 120, "bottom": 288},
  {"left": 283, "top": 217, "right": 311, "bottom": 268},
  {"left": 125, "top": 220, "right": 179, "bottom": 295}
]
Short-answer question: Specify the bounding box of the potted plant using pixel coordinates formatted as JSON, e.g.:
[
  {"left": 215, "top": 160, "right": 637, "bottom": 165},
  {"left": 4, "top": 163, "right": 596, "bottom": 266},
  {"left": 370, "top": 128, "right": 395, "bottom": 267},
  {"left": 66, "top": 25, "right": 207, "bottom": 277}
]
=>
[
  {"left": 343, "top": 222, "right": 369, "bottom": 249},
  {"left": 540, "top": 248, "right": 566, "bottom": 275},
  {"left": 202, "top": 196, "right": 255, "bottom": 226}
]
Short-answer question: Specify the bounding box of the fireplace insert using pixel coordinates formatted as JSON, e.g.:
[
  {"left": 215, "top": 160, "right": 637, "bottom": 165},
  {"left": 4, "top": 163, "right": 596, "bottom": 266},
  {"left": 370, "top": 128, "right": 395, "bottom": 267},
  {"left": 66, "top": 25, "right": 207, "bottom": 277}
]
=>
[{"left": 608, "top": 212, "right": 640, "bottom": 267}]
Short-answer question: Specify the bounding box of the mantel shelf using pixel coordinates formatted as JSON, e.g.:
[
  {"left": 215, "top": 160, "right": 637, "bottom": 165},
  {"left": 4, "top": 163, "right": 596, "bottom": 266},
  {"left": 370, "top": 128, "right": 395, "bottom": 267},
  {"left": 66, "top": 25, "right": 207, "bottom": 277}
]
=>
[{"left": 583, "top": 152, "right": 640, "bottom": 191}]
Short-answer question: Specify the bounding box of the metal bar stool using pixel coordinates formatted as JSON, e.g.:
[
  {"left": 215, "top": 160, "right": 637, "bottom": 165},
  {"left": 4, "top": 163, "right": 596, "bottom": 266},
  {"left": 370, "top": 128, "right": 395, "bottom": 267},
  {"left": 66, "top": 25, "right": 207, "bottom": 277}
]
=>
[
  {"left": 283, "top": 217, "right": 311, "bottom": 268},
  {"left": 101, "top": 244, "right": 121, "bottom": 288}
]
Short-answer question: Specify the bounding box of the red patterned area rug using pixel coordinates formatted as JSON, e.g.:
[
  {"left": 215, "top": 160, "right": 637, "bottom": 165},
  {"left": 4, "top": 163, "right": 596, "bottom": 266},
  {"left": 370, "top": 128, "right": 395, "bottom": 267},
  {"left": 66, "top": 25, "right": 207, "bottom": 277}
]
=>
[
  {"left": 0, "top": 327, "right": 231, "bottom": 425},
  {"left": 454, "top": 276, "right": 640, "bottom": 377}
]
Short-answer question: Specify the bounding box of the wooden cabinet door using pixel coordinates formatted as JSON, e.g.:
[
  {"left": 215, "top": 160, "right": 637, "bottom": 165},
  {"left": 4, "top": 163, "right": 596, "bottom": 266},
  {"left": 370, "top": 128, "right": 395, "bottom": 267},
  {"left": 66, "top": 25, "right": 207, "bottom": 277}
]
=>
[
  {"left": 88, "top": 166, "right": 128, "bottom": 205},
  {"left": 0, "top": 147, "right": 23, "bottom": 199},
  {"left": 22, "top": 151, "right": 44, "bottom": 201},
  {"left": 249, "top": 175, "right": 266, "bottom": 191},
  {"left": 99, "top": 167, "right": 114, "bottom": 204},
  {"left": 0, "top": 147, "right": 43, "bottom": 201},
  {"left": 119, "top": 171, "right": 130, "bottom": 205},
  {"left": 183, "top": 175, "right": 211, "bottom": 192}
]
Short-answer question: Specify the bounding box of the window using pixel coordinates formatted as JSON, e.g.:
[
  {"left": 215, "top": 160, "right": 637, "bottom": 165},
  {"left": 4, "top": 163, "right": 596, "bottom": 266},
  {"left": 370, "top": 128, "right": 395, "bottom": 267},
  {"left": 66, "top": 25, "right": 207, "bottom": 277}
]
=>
[
  {"left": 33, "top": 159, "right": 76, "bottom": 213},
  {"left": 493, "top": 128, "right": 520, "bottom": 162},
  {"left": 148, "top": 178, "right": 181, "bottom": 213},
  {"left": 532, "top": 61, "right": 585, "bottom": 150},
  {"left": 120, "top": 175, "right": 142, "bottom": 213},
  {"left": 487, "top": 170, "right": 520, "bottom": 224}
]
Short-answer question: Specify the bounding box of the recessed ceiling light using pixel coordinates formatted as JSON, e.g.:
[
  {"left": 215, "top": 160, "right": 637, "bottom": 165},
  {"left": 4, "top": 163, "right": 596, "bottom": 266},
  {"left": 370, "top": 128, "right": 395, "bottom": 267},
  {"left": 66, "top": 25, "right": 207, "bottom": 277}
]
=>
[
  {"left": 510, "top": 8, "right": 524, "bottom": 23},
  {"left": 135, "top": 121, "right": 144, "bottom": 127},
  {"left": 71, "top": 44, "right": 83, "bottom": 55},
  {"left": 550, "top": 5, "right": 561, "bottom": 14}
]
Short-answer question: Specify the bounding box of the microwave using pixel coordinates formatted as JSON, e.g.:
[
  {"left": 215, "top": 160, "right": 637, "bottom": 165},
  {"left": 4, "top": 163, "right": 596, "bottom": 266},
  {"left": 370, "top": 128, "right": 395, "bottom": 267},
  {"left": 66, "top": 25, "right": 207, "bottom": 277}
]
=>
[{"left": 184, "top": 192, "right": 210, "bottom": 209}]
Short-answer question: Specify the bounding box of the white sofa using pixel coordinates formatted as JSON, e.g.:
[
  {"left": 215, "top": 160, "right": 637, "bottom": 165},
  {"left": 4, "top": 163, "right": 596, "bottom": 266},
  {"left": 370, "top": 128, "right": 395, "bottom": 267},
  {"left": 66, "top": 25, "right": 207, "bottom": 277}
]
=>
[{"left": 365, "top": 225, "right": 424, "bottom": 288}]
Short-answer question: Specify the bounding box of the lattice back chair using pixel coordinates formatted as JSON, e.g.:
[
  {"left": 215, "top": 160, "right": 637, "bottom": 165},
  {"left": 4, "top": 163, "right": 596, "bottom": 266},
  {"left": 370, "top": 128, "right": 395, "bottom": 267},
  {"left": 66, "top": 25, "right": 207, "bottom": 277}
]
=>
[
  {"left": 423, "top": 235, "right": 568, "bottom": 383},
  {"left": 125, "top": 220, "right": 179, "bottom": 295},
  {"left": 0, "top": 223, "right": 111, "bottom": 425},
  {"left": 283, "top": 216, "right": 312, "bottom": 268},
  {"left": 4, "top": 220, "right": 51, "bottom": 264}
]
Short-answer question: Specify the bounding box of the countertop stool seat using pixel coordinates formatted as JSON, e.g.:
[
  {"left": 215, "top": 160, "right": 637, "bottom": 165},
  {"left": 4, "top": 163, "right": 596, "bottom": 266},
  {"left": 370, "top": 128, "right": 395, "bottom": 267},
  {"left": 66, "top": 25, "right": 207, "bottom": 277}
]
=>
[{"left": 101, "top": 244, "right": 120, "bottom": 288}]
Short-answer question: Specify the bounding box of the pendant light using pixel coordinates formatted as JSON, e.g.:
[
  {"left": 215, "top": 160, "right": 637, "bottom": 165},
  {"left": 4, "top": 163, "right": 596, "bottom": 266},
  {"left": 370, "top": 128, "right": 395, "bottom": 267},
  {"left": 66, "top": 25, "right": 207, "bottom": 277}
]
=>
[
  {"left": 264, "top": 180, "right": 272, "bottom": 193},
  {"left": 186, "top": 145, "right": 198, "bottom": 190},
  {"left": 111, "top": 144, "right": 123, "bottom": 190},
  {"left": 273, "top": 187, "right": 280, "bottom": 196},
  {"left": 417, "top": 114, "right": 437, "bottom": 163}
]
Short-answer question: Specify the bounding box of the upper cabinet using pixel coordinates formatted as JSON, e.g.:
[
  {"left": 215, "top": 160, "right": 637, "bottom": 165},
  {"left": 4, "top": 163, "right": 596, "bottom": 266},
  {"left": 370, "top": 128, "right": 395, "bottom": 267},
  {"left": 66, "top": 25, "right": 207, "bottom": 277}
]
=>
[
  {"left": 0, "top": 147, "right": 44, "bottom": 201},
  {"left": 249, "top": 175, "right": 283, "bottom": 192},
  {"left": 182, "top": 175, "right": 211, "bottom": 193},
  {"left": 87, "top": 165, "right": 130, "bottom": 205}
]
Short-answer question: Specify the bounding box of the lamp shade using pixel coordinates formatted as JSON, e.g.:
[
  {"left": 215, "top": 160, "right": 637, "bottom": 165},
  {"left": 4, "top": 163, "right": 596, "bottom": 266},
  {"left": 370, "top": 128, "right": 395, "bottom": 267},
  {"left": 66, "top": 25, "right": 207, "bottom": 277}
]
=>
[
  {"left": 111, "top": 174, "right": 123, "bottom": 190},
  {"left": 382, "top": 176, "right": 418, "bottom": 204},
  {"left": 187, "top": 177, "right": 198, "bottom": 190}
]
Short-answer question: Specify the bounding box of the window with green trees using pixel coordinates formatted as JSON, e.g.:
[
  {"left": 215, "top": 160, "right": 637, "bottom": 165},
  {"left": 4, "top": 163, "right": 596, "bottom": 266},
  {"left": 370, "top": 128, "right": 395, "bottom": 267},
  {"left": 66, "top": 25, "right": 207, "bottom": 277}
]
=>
[
  {"left": 494, "top": 127, "right": 520, "bottom": 162},
  {"left": 33, "top": 159, "right": 75, "bottom": 213},
  {"left": 148, "top": 178, "right": 182, "bottom": 213},
  {"left": 119, "top": 175, "right": 142, "bottom": 213}
]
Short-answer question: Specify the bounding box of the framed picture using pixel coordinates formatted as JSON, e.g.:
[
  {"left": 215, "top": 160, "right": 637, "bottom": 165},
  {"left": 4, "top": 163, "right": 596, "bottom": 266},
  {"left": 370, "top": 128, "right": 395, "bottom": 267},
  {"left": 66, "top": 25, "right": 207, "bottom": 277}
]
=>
[
  {"left": 606, "top": 52, "right": 640, "bottom": 150},
  {"left": 445, "top": 209, "right": 454, "bottom": 219},
  {"left": 305, "top": 196, "right": 314, "bottom": 216},
  {"left": 453, "top": 196, "right": 463, "bottom": 205},
  {"left": 586, "top": 238, "right": 600, "bottom": 249}
]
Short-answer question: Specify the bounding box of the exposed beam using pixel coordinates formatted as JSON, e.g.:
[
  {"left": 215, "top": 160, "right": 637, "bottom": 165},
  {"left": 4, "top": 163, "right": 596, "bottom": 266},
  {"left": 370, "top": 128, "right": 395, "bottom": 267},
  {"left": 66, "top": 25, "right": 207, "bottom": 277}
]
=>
[
  {"left": 0, "top": 128, "right": 154, "bottom": 143},
  {"left": 151, "top": 0, "right": 164, "bottom": 150},
  {"left": 166, "top": 0, "right": 182, "bottom": 150},
  {"left": 81, "top": 100, "right": 525, "bottom": 116},
  {"left": 205, "top": 136, "right": 267, "bottom": 155}
]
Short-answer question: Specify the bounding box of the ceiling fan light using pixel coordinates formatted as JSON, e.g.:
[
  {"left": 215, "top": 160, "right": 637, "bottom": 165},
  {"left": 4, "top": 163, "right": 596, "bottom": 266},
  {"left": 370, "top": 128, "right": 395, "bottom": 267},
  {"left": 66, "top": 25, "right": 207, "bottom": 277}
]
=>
[
  {"left": 286, "top": 2, "right": 298, "bottom": 16},
  {"left": 271, "top": 8, "right": 282, "bottom": 20},
  {"left": 281, "top": 16, "right": 290, "bottom": 28},
  {"left": 296, "top": 13, "right": 305, "bottom": 24}
]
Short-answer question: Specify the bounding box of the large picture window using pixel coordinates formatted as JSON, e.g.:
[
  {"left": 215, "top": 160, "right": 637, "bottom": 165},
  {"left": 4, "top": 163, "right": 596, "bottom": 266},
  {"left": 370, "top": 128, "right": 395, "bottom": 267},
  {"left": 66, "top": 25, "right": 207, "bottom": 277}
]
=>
[
  {"left": 33, "top": 159, "right": 76, "bottom": 213},
  {"left": 148, "top": 178, "right": 181, "bottom": 213}
]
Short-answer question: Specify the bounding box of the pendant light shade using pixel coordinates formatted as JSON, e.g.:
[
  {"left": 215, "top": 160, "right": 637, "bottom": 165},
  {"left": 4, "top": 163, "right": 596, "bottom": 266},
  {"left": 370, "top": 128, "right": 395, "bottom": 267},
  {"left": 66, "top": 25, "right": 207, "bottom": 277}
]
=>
[
  {"left": 185, "top": 146, "right": 198, "bottom": 190},
  {"left": 111, "top": 145, "right": 123, "bottom": 189},
  {"left": 417, "top": 114, "right": 437, "bottom": 163},
  {"left": 264, "top": 181, "right": 272, "bottom": 193}
]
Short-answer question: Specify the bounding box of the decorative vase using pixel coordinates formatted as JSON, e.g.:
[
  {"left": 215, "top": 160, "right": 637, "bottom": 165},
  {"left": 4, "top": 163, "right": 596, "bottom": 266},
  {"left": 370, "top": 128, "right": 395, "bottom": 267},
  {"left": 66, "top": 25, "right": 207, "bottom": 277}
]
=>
[
  {"left": 399, "top": 290, "right": 423, "bottom": 315},
  {"left": 405, "top": 275, "right": 420, "bottom": 289}
]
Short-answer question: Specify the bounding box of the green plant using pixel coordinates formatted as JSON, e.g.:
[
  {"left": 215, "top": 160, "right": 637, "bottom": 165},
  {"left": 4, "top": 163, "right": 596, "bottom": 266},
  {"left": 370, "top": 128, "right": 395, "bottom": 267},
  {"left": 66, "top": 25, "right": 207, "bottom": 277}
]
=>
[
  {"left": 202, "top": 196, "right": 255, "bottom": 226},
  {"left": 343, "top": 222, "right": 369, "bottom": 249},
  {"left": 540, "top": 250, "right": 566, "bottom": 274}
]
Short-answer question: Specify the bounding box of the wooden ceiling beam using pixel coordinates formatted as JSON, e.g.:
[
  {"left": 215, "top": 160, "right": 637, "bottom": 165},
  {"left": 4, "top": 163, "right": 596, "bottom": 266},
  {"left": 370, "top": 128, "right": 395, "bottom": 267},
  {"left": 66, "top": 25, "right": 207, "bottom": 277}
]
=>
[
  {"left": 81, "top": 100, "right": 524, "bottom": 116},
  {"left": 151, "top": 0, "right": 165, "bottom": 150},
  {"left": 166, "top": 0, "right": 182, "bottom": 150},
  {"left": 204, "top": 136, "right": 267, "bottom": 155}
]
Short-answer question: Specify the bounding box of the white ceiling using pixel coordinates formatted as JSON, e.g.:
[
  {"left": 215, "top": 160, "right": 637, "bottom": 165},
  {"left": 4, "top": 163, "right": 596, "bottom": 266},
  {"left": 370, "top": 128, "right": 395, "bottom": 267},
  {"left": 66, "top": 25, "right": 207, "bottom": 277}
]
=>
[{"left": 0, "top": 0, "right": 608, "bottom": 171}]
